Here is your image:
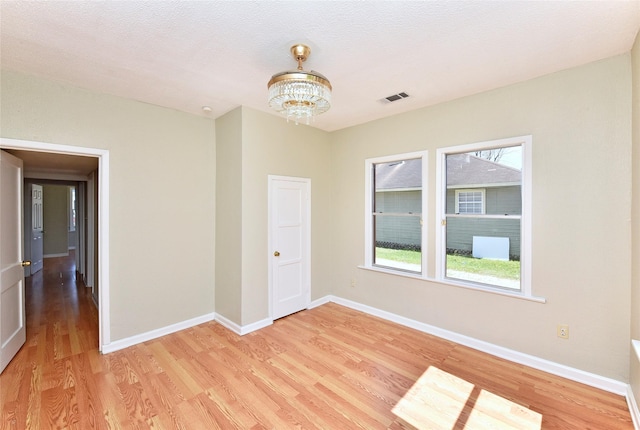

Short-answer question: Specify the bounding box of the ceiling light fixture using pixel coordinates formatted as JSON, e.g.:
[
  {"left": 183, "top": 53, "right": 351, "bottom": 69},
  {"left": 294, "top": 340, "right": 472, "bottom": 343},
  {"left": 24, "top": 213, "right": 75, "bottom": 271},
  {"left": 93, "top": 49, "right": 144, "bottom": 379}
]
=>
[{"left": 267, "top": 44, "right": 332, "bottom": 125}]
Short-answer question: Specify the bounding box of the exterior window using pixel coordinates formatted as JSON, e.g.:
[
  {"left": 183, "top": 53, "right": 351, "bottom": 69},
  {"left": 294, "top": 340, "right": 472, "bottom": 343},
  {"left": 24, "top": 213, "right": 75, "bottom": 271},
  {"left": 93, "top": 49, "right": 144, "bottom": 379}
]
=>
[
  {"left": 365, "top": 151, "right": 427, "bottom": 274},
  {"left": 437, "top": 136, "right": 531, "bottom": 294},
  {"left": 455, "top": 189, "right": 485, "bottom": 214}
]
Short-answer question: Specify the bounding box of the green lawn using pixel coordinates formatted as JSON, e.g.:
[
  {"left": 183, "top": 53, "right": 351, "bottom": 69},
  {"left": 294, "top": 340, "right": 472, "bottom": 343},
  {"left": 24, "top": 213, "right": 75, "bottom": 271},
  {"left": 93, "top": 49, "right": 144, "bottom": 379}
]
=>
[
  {"left": 376, "top": 247, "right": 520, "bottom": 280},
  {"left": 376, "top": 247, "right": 421, "bottom": 265}
]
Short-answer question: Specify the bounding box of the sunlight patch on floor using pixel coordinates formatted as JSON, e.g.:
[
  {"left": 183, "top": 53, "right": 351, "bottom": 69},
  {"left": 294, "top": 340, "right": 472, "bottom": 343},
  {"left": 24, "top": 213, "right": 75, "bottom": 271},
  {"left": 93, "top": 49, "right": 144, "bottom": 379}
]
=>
[{"left": 392, "top": 366, "right": 542, "bottom": 429}]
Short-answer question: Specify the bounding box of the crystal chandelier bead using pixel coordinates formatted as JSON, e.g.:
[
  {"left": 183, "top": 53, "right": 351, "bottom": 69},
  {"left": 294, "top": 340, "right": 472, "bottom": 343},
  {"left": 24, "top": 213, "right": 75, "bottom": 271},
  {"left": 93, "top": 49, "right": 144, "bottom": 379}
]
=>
[{"left": 267, "top": 44, "right": 332, "bottom": 125}]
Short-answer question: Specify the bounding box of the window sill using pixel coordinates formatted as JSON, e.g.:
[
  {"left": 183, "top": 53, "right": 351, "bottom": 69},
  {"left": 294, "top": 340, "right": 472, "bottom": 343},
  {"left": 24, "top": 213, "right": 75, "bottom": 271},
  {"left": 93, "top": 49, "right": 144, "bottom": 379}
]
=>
[{"left": 358, "top": 264, "right": 546, "bottom": 304}]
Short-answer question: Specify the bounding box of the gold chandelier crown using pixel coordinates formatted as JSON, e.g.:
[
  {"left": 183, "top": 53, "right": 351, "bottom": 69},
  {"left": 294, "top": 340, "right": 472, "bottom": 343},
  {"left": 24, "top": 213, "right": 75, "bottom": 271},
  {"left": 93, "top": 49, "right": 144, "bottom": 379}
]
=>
[{"left": 267, "top": 44, "right": 332, "bottom": 125}]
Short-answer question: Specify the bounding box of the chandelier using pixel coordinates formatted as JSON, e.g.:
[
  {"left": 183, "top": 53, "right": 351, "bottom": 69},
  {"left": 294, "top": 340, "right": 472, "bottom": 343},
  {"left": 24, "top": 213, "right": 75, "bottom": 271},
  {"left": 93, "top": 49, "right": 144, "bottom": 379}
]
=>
[{"left": 267, "top": 44, "right": 332, "bottom": 125}]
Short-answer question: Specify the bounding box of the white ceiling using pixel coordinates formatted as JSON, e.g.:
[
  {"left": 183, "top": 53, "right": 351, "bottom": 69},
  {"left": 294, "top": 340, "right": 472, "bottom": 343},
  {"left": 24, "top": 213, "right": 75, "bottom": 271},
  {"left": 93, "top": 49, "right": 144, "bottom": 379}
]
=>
[{"left": 1, "top": 1, "right": 639, "bottom": 132}]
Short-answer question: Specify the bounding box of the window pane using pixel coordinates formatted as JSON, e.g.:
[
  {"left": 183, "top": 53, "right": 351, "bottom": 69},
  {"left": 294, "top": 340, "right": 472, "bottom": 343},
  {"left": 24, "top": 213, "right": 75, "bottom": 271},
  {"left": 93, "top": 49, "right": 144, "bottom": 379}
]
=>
[
  {"left": 374, "top": 158, "right": 422, "bottom": 212},
  {"left": 445, "top": 215, "right": 521, "bottom": 289},
  {"left": 374, "top": 214, "right": 421, "bottom": 272},
  {"left": 458, "top": 191, "right": 483, "bottom": 214},
  {"left": 372, "top": 157, "right": 422, "bottom": 273},
  {"left": 444, "top": 145, "right": 523, "bottom": 290},
  {"left": 446, "top": 147, "right": 522, "bottom": 215}
]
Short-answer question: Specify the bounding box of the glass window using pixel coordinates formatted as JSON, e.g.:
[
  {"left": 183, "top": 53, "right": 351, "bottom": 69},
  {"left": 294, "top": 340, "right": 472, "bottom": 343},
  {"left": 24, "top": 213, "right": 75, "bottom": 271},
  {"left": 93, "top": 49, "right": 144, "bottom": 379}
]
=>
[
  {"left": 365, "top": 152, "right": 427, "bottom": 274},
  {"left": 455, "top": 189, "right": 485, "bottom": 214},
  {"left": 437, "top": 137, "right": 531, "bottom": 294}
]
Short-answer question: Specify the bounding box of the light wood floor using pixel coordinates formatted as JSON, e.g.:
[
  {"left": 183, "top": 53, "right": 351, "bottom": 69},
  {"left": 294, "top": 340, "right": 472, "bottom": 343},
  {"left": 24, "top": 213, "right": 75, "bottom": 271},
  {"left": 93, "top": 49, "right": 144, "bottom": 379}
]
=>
[{"left": 0, "top": 254, "right": 634, "bottom": 429}]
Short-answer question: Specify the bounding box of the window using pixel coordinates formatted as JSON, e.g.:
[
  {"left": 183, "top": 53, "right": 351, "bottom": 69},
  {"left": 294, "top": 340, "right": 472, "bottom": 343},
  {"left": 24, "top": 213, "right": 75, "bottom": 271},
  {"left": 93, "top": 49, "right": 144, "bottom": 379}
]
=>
[
  {"left": 455, "top": 189, "right": 485, "bottom": 214},
  {"left": 436, "top": 136, "right": 532, "bottom": 294},
  {"left": 364, "top": 151, "right": 428, "bottom": 274},
  {"left": 69, "top": 186, "right": 76, "bottom": 232}
]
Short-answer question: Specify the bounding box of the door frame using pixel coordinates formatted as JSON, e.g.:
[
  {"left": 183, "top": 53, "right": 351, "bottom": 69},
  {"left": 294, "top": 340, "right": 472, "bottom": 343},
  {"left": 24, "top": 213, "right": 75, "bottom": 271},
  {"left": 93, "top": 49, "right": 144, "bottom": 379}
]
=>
[
  {"left": 267, "top": 175, "right": 311, "bottom": 320},
  {"left": 0, "top": 138, "right": 110, "bottom": 351}
]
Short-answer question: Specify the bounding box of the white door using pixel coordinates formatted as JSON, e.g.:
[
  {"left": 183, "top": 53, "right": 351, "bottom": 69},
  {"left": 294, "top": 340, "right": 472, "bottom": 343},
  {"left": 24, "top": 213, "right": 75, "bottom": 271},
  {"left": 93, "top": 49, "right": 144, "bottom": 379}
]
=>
[
  {"left": 269, "top": 176, "right": 310, "bottom": 320},
  {"left": 30, "top": 184, "right": 44, "bottom": 274},
  {"left": 0, "top": 150, "right": 26, "bottom": 373}
]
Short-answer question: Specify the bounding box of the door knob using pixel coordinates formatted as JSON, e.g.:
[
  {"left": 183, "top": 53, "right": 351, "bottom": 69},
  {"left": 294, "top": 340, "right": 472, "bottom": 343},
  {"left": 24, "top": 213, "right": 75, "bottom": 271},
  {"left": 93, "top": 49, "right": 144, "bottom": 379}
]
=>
[
  {"left": 21, "top": 261, "right": 31, "bottom": 267},
  {"left": 274, "top": 251, "right": 280, "bottom": 257}
]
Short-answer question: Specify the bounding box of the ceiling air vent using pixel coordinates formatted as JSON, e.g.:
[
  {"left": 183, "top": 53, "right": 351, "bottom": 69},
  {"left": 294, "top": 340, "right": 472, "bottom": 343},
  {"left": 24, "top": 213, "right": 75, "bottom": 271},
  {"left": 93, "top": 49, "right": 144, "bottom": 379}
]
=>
[{"left": 382, "top": 92, "right": 410, "bottom": 103}]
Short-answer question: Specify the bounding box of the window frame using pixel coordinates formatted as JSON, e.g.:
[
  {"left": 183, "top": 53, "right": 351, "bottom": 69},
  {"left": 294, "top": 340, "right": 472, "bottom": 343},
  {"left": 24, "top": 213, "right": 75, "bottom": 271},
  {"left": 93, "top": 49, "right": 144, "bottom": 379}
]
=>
[
  {"left": 454, "top": 188, "right": 486, "bottom": 215},
  {"left": 364, "top": 150, "right": 428, "bottom": 277},
  {"left": 435, "top": 136, "right": 533, "bottom": 297}
]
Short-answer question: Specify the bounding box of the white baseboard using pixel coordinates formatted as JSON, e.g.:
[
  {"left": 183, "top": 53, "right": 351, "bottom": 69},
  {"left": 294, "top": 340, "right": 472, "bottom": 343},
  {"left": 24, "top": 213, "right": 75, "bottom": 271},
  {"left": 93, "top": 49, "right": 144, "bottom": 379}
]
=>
[
  {"left": 91, "top": 293, "right": 98, "bottom": 309},
  {"left": 101, "top": 312, "right": 216, "bottom": 354},
  {"left": 309, "top": 296, "right": 332, "bottom": 309},
  {"left": 215, "top": 313, "right": 272, "bottom": 335},
  {"left": 317, "top": 294, "right": 628, "bottom": 396},
  {"left": 627, "top": 385, "right": 640, "bottom": 430}
]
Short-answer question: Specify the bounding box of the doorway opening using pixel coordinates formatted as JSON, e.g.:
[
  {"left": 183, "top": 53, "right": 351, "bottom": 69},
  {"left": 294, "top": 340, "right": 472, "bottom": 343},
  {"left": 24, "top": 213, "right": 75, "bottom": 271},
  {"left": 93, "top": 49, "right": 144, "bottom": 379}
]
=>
[{"left": 0, "top": 138, "right": 110, "bottom": 351}]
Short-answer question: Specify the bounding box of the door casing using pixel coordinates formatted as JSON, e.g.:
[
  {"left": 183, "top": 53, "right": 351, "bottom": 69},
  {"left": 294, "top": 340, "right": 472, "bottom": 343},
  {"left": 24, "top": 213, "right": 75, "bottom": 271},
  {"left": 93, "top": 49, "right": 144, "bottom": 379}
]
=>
[
  {"left": 0, "top": 138, "right": 110, "bottom": 351},
  {"left": 268, "top": 175, "right": 311, "bottom": 320}
]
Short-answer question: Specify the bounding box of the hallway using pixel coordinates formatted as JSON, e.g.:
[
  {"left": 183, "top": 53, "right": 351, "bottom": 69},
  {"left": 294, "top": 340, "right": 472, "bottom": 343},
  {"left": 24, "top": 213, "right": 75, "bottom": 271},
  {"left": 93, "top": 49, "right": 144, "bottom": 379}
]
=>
[
  {"left": 1, "top": 252, "right": 100, "bottom": 428},
  {"left": 27, "top": 251, "right": 98, "bottom": 355}
]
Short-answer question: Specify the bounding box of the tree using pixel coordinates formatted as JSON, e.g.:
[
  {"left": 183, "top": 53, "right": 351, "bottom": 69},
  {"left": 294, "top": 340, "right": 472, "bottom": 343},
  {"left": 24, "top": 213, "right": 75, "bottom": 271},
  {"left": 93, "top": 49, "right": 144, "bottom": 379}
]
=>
[{"left": 474, "top": 148, "right": 505, "bottom": 163}]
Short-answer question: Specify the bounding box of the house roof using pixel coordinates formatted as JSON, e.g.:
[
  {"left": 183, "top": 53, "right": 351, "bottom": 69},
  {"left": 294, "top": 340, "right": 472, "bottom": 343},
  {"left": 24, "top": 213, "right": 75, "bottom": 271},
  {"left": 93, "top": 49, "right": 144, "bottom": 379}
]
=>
[
  {"left": 375, "top": 154, "right": 521, "bottom": 190},
  {"left": 446, "top": 153, "right": 521, "bottom": 187},
  {"left": 375, "top": 159, "right": 422, "bottom": 190}
]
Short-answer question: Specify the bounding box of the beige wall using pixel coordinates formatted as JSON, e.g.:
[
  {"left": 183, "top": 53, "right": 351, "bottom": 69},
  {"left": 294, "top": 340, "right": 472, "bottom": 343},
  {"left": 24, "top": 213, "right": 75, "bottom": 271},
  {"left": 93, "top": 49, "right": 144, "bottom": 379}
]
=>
[
  {"left": 214, "top": 107, "right": 332, "bottom": 326},
  {"left": 240, "top": 107, "right": 332, "bottom": 325},
  {"left": 630, "top": 29, "right": 640, "bottom": 403},
  {"left": 1, "top": 70, "right": 216, "bottom": 341},
  {"left": 330, "top": 55, "right": 632, "bottom": 381},
  {"left": 42, "top": 184, "right": 69, "bottom": 256},
  {"left": 215, "top": 108, "right": 242, "bottom": 323},
  {"left": 1, "top": 49, "right": 636, "bottom": 384}
]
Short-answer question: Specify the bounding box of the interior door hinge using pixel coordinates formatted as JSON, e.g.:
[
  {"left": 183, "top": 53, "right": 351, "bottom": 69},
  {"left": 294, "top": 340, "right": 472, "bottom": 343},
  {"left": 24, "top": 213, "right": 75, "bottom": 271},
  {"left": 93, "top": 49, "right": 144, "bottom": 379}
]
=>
[{"left": 441, "top": 219, "right": 447, "bottom": 226}]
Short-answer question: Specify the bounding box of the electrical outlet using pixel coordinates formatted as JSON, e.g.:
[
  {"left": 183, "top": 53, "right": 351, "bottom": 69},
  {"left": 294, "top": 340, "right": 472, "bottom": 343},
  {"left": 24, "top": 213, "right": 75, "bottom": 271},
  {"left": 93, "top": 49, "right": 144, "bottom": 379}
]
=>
[
  {"left": 557, "top": 324, "right": 569, "bottom": 339},
  {"left": 350, "top": 278, "right": 356, "bottom": 288}
]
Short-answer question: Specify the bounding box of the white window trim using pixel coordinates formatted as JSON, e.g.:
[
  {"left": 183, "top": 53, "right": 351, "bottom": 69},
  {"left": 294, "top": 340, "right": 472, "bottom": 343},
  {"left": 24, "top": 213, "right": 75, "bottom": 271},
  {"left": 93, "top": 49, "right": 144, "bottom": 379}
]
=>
[
  {"left": 454, "top": 188, "right": 486, "bottom": 214},
  {"left": 364, "top": 150, "right": 428, "bottom": 277},
  {"left": 435, "top": 135, "right": 535, "bottom": 298}
]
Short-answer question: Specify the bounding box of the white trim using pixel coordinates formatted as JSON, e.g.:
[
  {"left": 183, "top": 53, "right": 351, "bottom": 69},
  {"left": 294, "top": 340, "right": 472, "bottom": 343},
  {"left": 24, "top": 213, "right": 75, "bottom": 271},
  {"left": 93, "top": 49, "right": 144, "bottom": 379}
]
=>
[
  {"left": 630, "top": 340, "right": 640, "bottom": 429},
  {"left": 314, "top": 294, "right": 626, "bottom": 396},
  {"left": 101, "top": 312, "right": 216, "bottom": 354},
  {"left": 627, "top": 384, "right": 640, "bottom": 430},
  {"left": 214, "top": 313, "right": 243, "bottom": 335},
  {"left": 364, "top": 150, "right": 428, "bottom": 275},
  {"left": 215, "top": 313, "right": 273, "bottom": 336},
  {"left": 267, "top": 175, "right": 311, "bottom": 320},
  {"left": 0, "top": 138, "right": 111, "bottom": 351},
  {"left": 309, "top": 296, "right": 333, "bottom": 309}
]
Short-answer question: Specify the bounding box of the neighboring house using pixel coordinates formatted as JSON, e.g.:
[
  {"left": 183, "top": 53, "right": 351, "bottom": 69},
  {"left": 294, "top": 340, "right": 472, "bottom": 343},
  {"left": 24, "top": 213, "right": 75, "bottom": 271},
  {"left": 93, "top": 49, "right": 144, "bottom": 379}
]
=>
[
  {"left": 374, "top": 158, "right": 422, "bottom": 250},
  {"left": 375, "top": 153, "right": 522, "bottom": 258}
]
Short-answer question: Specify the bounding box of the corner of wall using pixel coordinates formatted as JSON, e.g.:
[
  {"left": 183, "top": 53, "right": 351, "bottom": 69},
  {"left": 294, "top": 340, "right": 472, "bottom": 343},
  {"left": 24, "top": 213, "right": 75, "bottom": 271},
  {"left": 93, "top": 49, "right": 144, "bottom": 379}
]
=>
[{"left": 629, "top": 26, "right": 640, "bottom": 424}]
